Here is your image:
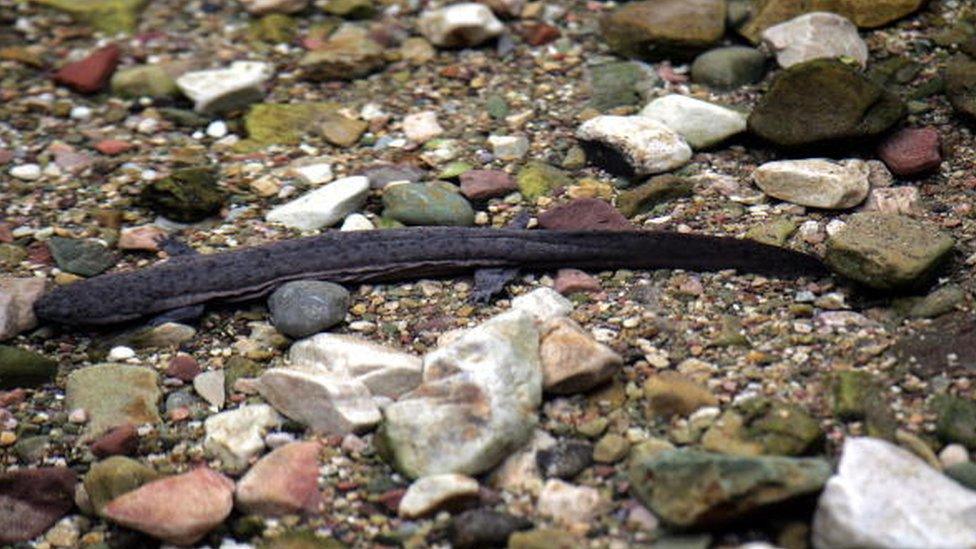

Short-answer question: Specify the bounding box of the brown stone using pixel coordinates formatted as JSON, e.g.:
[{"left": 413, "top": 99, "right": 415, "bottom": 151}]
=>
[
  {"left": 235, "top": 441, "right": 323, "bottom": 516},
  {"left": 0, "top": 467, "right": 77, "bottom": 544},
  {"left": 459, "top": 170, "right": 518, "bottom": 200},
  {"left": 554, "top": 269, "right": 601, "bottom": 295},
  {"left": 877, "top": 127, "right": 942, "bottom": 178},
  {"left": 118, "top": 225, "right": 167, "bottom": 252},
  {"left": 537, "top": 199, "right": 633, "bottom": 231},
  {"left": 600, "top": 0, "right": 726, "bottom": 59},
  {"left": 90, "top": 424, "right": 140, "bottom": 458},
  {"left": 94, "top": 139, "right": 135, "bottom": 156},
  {"left": 53, "top": 44, "right": 121, "bottom": 94},
  {"left": 539, "top": 317, "right": 622, "bottom": 394},
  {"left": 644, "top": 372, "right": 718, "bottom": 417},
  {"left": 739, "top": 0, "right": 928, "bottom": 42},
  {"left": 165, "top": 354, "right": 201, "bottom": 382}
]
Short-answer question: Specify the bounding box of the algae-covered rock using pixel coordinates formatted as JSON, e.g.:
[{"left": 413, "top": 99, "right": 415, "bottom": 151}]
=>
[
  {"left": 616, "top": 175, "right": 693, "bottom": 217},
  {"left": 832, "top": 370, "right": 897, "bottom": 439},
  {"left": 140, "top": 166, "right": 225, "bottom": 223},
  {"left": 745, "top": 218, "right": 798, "bottom": 247},
  {"left": 382, "top": 183, "right": 475, "bottom": 226},
  {"left": 83, "top": 456, "right": 159, "bottom": 514},
  {"left": 600, "top": 0, "right": 726, "bottom": 60},
  {"left": 322, "top": 0, "right": 375, "bottom": 18},
  {"left": 243, "top": 102, "right": 341, "bottom": 146},
  {"left": 110, "top": 65, "right": 178, "bottom": 98},
  {"left": 32, "top": 0, "right": 147, "bottom": 35},
  {"left": 0, "top": 345, "right": 57, "bottom": 389},
  {"left": 825, "top": 213, "right": 954, "bottom": 290},
  {"left": 748, "top": 59, "right": 905, "bottom": 147},
  {"left": 702, "top": 398, "right": 824, "bottom": 456},
  {"left": 934, "top": 395, "right": 976, "bottom": 449},
  {"left": 248, "top": 14, "right": 299, "bottom": 44},
  {"left": 516, "top": 161, "right": 573, "bottom": 200}
]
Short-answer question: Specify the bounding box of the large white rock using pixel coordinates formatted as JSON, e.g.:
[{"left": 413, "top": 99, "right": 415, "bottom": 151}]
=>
[
  {"left": 762, "top": 12, "right": 868, "bottom": 69},
  {"left": 510, "top": 287, "right": 573, "bottom": 324},
  {"left": 753, "top": 159, "right": 870, "bottom": 209},
  {"left": 238, "top": 0, "right": 307, "bottom": 14},
  {"left": 289, "top": 333, "right": 422, "bottom": 399},
  {"left": 813, "top": 437, "right": 976, "bottom": 549},
  {"left": 576, "top": 116, "right": 692, "bottom": 177},
  {"left": 640, "top": 95, "right": 748, "bottom": 149},
  {"left": 265, "top": 176, "right": 370, "bottom": 231},
  {"left": 203, "top": 404, "right": 281, "bottom": 471},
  {"left": 176, "top": 61, "right": 273, "bottom": 114},
  {"left": 418, "top": 3, "right": 504, "bottom": 48},
  {"left": 398, "top": 474, "right": 480, "bottom": 519},
  {"left": 0, "top": 277, "right": 47, "bottom": 341},
  {"left": 537, "top": 479, "right": 608, "bottom": 529},
  {"left": 381, "top": 310, "right": 542, "bottom": 478},
  {"left": 258, "top": 367, "right": 381, "bottom": 435}
]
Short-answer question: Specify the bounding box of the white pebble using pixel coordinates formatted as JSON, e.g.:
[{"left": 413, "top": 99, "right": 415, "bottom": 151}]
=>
[
  {"left": 108, "top": 346, "right": 136, "bottom": 361},
  {"left": 68, "top": 408, "right": 88, "bottom": 424},
  {"left": 10, "top": 164, "right": 41, "bottom": 181},
  {"left": 206, "top": 120, "right": 229, "bottom": 138},
  {"left": 69, "top": 106, "right": 92, "bottom": 120},
  {"left": 940, "top": 444, "right": 970, "bottom": 469}
]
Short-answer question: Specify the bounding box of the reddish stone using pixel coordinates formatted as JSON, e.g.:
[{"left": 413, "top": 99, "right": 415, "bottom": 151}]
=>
[
  {"left": 165, "top": 354, "right": 200, "bottom": 381},
  {"left": 94, "top": 139, "right": 134, "bottom": 156},
  {"left": 0, "top": 150, "right": 14, "bottom": 164},
  {"left": 877, "top": 127, "right": 942, "bottom": 178},
  {"left": 103, "top": 467, "right": 234, "bottom": 545},
  {"left": 554, "top": 269, "right": 601, "bottom": 295},
  {"left": 26, "top": 242, "right": 52, "bottom": 265},
  {"left": 235, "top": 441, "right": 323, "bottom": 516},
  {"left": 459, "top": 170, "right": 518, "bottom": 200},
  {"left": 376, "top": 488, "right": 407, "bottom": 513},
  {"left": 520, "top": 23, "right": 561, "bottom": 46},
  {"left": 0, "top": 222, "right": 12, "bottom": 244},
  {"left": 52, "top": 44, "right": 121, "bottom": 94},
  {"left": 537, "top": 198, "right": 633, "bottom": 231},
  {"left": 90, "top": 423, "right": 139, "bottom": 458},
  {"left": 0, "top": 388, "right": 27, "bottom": 407},
  {"left": 0, "top": 467, "right": 77, "bottom": 544}
]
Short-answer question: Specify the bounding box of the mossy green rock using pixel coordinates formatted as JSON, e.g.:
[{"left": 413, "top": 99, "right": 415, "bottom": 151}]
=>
[
  {"left": 825, "top": 213, "right": 954, "bottom": 290},
  {"left": 0, "top": 244, "right": 28, "bottom": 269},
  {"left": 616, "top": 175, "right": 693, "bottom": 217},
  {"left": 934, "top": 394, "right": 976, "bottom": 449},
  {"left": 628, "top": 448, "right": 831, "bottom": 528},
  {"left": 588, "top": 61, "right": 655, "bottom": 111},
  {"left": 945, "top": 462, "right": 976, "bottom": 490},
  {"left": 691, "top": 46, "right": 768, "bottom": 90},
  {"left": 65, "top": 363, "right": 161, "bottom": 436},
  {"left": 258, "top": 530, "right": 346, "bottom": 549},
  {"left": 516, "top": 161, "right": 573, "bottom": 200},
  {"left": 243, "top": 102, "right": 340, "bottom": 146},
  {"left": 600, "top": 0, "right": 726, "bottom": 60},
  {"left": 322, "top": 0, "right": 375, "bottom": 18},
  {"left": 0, "top": 345, "right": 57, "bottom": 389},
  {"left": 224, "top": 356, "right": 265, "bottom": 393},
  {"left": 47, "top": 237, "right": 117, "bottom": 277},
  {"left": 745, "top": 218, "right": 798, "bottom": 247},
  {"left": 248, "top": 14, "right": 298, "bottom": 44},
  {"left": 110, "top": 65, "right": 178, "bottom": 98},
  {"left": 946, "top": 53, "right": 976, "bottom": 121},
  {"left": 140, "top": 166, "right": 225, "bottom": 223},
  {"left": 899, "top": 284, "right": 967, "bottom": 319},
  {"left": 702, "top": 398, "right": 823, "bottom": 456},
  {"left": 382, "top": 183, "right": 475, "bottom": 226},
  {"left": 748, "top": 59, "right": 906, "bottom": 147},
  {"left": 83, "top": 456, "right": 159, "bottom": 514},
  {"left": 33, "top": 0, "right": 147, "bottom": 35}
]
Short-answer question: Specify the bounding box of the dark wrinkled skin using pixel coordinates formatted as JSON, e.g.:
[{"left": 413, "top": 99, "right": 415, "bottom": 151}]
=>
[{"left": 35, "top": 228, "right": 829, "bottom": 326}]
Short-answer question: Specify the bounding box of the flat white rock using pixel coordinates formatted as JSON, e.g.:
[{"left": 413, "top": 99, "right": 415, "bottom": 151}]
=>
[
  {"left": 762, "top": 12, "right": 868, "bottom": 68},
  {"left": 753, "top": 158, "right": 870, "bottom": 209},
  {"left": 418, "top": 3, "right": 504, "bottom": 48},
  {"left": 640, "top": 95, "right": 747, "bottom": 149},
  {"left": 203, "top": 404, "right": 281, "bottom": 471},
  {"left": 193, "top": 370, "right": 226, "bottom": 409},
  {"left": 288, "top": 333, "right": 422, "bottom": 399},
  {"left": 813, "top": 437, "right": 976, "bottom": 549},
  {"left": 511, "top": 287, "right": 573, "bottom": 324},
  {"left": 239, "top": 0, "right": 307, "bottom": 14},
  {"left": 398, "top": 474, "right": 480, "bottom": 518},
  {"left": 265, "top": 176, "right": 369, "bottom": 231},
  {"left": 10, "top": 164, "right": 41, "bottom": 181},
  {"left": 176, "top": 61, "right": 273, "bottom": 114},
  {"left": 402, "top": 111, "right": 444, "bottom": 143},
  {"left": 576, "top": 115, "right": 692, "bottom": 177},
  {"left": 537, "top": 479, "right": 607, "bottom": 528},
  {"left": 257, "top": 367, "right": 381, "bottom": 434}
]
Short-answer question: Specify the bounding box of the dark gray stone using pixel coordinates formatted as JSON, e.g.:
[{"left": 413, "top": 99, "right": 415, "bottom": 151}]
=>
[{"left": 268, "top": 280, "right": 350, "bottom": 338}]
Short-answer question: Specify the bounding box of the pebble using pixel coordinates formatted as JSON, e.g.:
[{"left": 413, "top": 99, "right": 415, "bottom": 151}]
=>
[
  {"left": 90, "top": 424, "right": 139, "bottom": 458},
  {"left": 289, "top": 158, "right": 333, "bottom": 185},
  {"left": 194, "top": 370, "right": 226, "bottom": 409},
  {"left": 402, "top": 111, "right": 445, "bottom": 142},
  {"left": 813, "top": 437, "right": 976, "bottom": 548},
  {"left": 537, "top": 440, "right": 593, "bottom": 479},
  {"left": 117, "top": 225, "right": 166, "bottom": 251},
  {"left": 825, "top": 213, "right": 954, "bottom": 289},
  {"left": 382, "top": 182, "right": 476, "bottom": 226},
  {"left": 691, "top": 46, "right": 769, "bottom": 89},
  {"left": 382, "top": 310, "right": 541, "bottom": 477},
  {"left": 537, "top": 479, "right": 606, "bottom": 529},
  {"left": 65, "top": 364, "right": 161, "bottom": 436},
  {"left": 360, "top": 163, "right": 425, "bottom": 189},
  {"left": 940, "top": 443, "right": 970, "bottom": 469},
  {"left": 511, "top": 287, "right": 573, "bottom": 324},
  {"left": 576, "top": 115, "right": 692, "bottom": 177},
  {"left": 206, "top": 120, "right": 228, "bottom": 139},
  {"left": 236, "top": 441, "right": 323, "bottom": 516},
  {"left": 553, "top": 268, "right": 601, "bottom": 294},
  {"left": 288, "top": 332, "right": 422, "bottom": 398},
  {"left": 398, "top": 474, "right": 481, "bottom": 518},
  {"left": 10, "top": 163, "right": 41, "bottom": 180},
  {"left": 600, "top": 0, "right": 725, "bottom": 59},
  {"left": 761, "top": 12, "right": 868, "bottom": 68},
  {"left": 876, "top": 127, "right": 942, "bottom": 177},
  {"left": 103, "top": 467, "right": 234, "bottom": 545},
  {"left": 268, "top": 280, "right": 351, "bottom": 338},
  {"left": 752, "top": 158, "right": 870, "bottom": 209},
  {"left": 0, "top": 467, "right": 77, "bottom": 544},
  {"left": 110, "top": 64, "right": 178, "bottom": 99},
  {"left": 0, "top": 277, "right": 47, "bottom": 341},
  {"left": 53, "top": 44, "right": 120, "bottom": 94},
  {"left": 239, "top": 0, "right": 308, "bottom": 14},
  {"left": 593, "top": 433, "right": 630, "bottom": 463},
  {"left": 861, "top": 186, "right": 920, "bottom": 214},
  {"left": 107, "top": 346, "right": 135, "bottom": 361},
  {"left": 94, "top": 139, "right": 134, "bottom": 156},
  {"left": 449, "top": 509, "right": 532, "bottom": 548},
  {"left": 459, "top": 169, "right": 518, "bottom": 200},
  {"left": 516, "top": 161, "right": 573, "bottom": 199},
  {"left": 257, "top": 367, "right": 381, "bottom": 434},
  {"left": 537, "top": 198, "right": 632, "bottom": 231},
  {"left": 176, "top": 61, "right": 273, "bottom": 114},
  {"left": 47, "top": 237, "right": 117, "bottom": 277},
  {"left": 203, "top": 404, "right": 282, "bottom": 471},
  {"left": 298, "top": 24, "right": 386, "bottom": 81},
  {"left": 340, "top": 213, "right": 374, "bottom": 231},
  {"left": 539, "top": 317, "right": 622, "bottom": 394},
  {"left": 418, "top": 3, "right": 505, "bottom": 48},
  {"left": 265, "top": 175, "right": 370, "bottom": 231},
  {"left": 640, "top": 95, "right": 748, "bottom": 149},
  {"left": 741, "top": 0, "right": 926, "bottom": 39},
  {"left": 488, "top": 135, "right": 530, "bottom": 160}
]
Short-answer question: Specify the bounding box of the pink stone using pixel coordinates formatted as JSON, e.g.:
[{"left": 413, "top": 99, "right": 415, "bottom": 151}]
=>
[
  {"left": 0, "top": 222, "right": 12, "bottom": 243},
  {"left": 235, "top": 441, "right": 322, "bottom": 516},
  {"left": 103, "top": 467, "right": 234, "bottom": 545},
  {"left": 164, "top": 354, "right": 200, "bottom": 382},
  {"left": 0, "top": 467, "right": 77, "bottom": 544},
  {"left": 53, "top": 148, "right": 92, "bottom": 174},
  {"left": 877, "top": 127, "right": 942, "bottom": 178},
  {"left": 0, "top": 277, "right": 49, "bottom": 341},
  {"left": 53, "top": 44, "right": 121, "bottom": 94},
  {"left": 537, "top": 198, "right": 632, "bottom": 231},
  {"left": 94, "top": 139, "right": 135, "bottom": 156},
  {"left": 554, "top": 269, "right": 601, "bottom": 295},
  {"left": 459, "top": 170, "right": 518, "bottom": 200},
  {"left": 118, "top": 225, "right": 167, "bottom": 252}
]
